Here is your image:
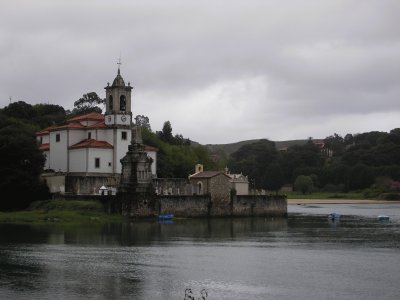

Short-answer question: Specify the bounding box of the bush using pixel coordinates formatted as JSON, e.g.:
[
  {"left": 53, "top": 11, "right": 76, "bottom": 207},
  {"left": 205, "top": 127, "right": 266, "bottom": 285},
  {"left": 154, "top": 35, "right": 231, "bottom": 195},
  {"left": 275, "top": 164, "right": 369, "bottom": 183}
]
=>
[
  {"left": 294, "top": 175, "right": 314, "bottom": 194},
  {"left": 363, "top": 186, "right": 384, "bottom": 199},
  {"left": 321, "top": 183, "right": 345, "bottom": 193},
  {"left": 379, "top": 193, "right": 400, "bottom": 200}
]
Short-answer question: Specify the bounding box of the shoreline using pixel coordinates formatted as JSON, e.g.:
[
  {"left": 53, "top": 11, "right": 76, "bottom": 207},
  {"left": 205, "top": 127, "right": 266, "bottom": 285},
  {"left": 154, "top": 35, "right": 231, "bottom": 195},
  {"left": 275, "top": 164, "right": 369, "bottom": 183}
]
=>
[{"left": 288, "top": 199, "right": 400, "bottom": 205}]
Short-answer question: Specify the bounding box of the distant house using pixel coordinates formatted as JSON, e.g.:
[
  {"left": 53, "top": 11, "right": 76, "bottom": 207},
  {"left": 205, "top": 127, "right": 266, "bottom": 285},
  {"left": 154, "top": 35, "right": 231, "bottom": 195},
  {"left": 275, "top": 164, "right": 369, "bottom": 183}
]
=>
[{"left": 225, "top": 168, "right": 249, "bottom": 195}]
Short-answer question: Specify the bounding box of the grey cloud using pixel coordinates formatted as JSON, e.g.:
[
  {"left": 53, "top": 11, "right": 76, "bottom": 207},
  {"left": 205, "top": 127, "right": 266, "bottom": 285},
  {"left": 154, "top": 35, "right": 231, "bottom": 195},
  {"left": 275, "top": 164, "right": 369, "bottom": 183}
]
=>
[{"left": 1, "top": 0, "right": 399, "bottom": 143}]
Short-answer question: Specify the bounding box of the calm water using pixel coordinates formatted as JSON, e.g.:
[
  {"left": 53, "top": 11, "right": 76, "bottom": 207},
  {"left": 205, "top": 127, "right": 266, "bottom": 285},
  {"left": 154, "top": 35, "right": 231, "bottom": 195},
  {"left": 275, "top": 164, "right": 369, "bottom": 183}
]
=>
[{"left": 1, "top": 204, "right": 400, "bottom": 300}]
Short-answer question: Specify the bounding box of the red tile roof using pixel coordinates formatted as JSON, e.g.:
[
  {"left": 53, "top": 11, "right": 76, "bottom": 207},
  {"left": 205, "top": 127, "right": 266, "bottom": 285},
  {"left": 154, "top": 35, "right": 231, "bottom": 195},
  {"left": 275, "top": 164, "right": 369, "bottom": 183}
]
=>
[
  {"left": 67, "top": 112, "right": 104, "bottom": 123},
  {"left": 69, "top": 139, "right": 113, "bottom": 150},
  {"left": 36, "top": 125, "right": 58, "bottom": 136},
  {"left": 144, "top": 145, "right": 159, "bottom": 152},
  {"left": 39, "top": 143, "right": 50, "bottom": 151},
  {"left": 87, "top": 121, "right": 107, "bottom": 129},
  {"left": 36, "top": 113, "right": 110, "bottom": 136}
]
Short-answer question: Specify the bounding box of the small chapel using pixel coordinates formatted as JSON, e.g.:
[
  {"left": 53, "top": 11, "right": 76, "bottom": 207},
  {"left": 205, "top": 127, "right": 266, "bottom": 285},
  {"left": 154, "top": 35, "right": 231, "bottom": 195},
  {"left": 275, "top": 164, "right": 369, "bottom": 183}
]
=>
[{"left": 36, "top": 67, "right": 157, "bottom": 195}]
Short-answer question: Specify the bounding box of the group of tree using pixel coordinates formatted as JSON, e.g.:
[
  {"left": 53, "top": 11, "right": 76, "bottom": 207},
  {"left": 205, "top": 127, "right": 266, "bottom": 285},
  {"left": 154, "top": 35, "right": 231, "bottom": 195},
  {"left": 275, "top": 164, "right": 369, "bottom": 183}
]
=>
[
  {"left": 142, "top": 121, "right": 218, "bottom": 178},
  {"left": 0, "top": 105, "right": 52, "bottom": 210},
  {"left": 0, "top": 93, "right": 108, "bottom": 211},
  {"left": 226, "top": 130, "right": 400, "bottom": 198}
]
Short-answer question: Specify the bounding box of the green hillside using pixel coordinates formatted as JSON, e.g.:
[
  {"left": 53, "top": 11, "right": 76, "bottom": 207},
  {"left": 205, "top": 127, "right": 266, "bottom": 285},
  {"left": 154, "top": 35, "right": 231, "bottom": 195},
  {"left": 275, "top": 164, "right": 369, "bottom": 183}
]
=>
[{"left": 205, "top": 139, "right": 320, "bottom": 157}]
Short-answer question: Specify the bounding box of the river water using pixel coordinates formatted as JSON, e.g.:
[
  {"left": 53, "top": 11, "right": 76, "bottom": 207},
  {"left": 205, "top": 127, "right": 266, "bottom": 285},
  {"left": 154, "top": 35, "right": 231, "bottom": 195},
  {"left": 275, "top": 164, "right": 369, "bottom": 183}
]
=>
[{"left": 1, "top": 204, "right": 399, "bottom": 300}]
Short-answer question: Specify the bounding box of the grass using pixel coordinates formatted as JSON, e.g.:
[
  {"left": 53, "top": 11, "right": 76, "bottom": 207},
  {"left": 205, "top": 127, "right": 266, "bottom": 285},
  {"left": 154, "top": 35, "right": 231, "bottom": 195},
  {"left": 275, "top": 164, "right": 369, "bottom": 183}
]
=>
[
  {"left": 285, "top": 191, "right": 365, "bottom": 200},
  {"left": 0, "top": 199, "right": 124, "bottom": 224}
]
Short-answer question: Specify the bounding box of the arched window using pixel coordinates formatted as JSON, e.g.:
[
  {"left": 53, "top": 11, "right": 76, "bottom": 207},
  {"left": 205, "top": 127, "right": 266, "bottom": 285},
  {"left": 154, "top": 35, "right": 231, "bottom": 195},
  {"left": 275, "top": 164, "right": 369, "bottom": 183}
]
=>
[
  {"left": 108, "top": 95, "right": 113, "bottom": 111},
  {"left": 197, "top": 182, "right": 203, "bottom": 194},
  {"left": 120, "top": 95, "right": 126, "bottom": 112}
]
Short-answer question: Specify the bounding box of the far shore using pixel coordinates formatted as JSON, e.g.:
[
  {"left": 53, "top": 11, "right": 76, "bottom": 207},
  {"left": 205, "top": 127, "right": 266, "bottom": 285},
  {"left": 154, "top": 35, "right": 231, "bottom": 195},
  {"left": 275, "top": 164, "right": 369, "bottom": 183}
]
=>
[{"left": 288, "top": 199, "right": 400, "bottom": 205}]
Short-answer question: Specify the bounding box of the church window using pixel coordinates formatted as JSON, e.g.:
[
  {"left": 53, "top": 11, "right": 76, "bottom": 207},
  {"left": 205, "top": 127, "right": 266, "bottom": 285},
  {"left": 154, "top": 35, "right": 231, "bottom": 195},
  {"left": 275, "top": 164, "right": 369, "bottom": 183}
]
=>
[
  {"left": 108, "top": 95, "right": 113, "bottom": 111},
  {"left": 121, "top": 131, "right": 127, "bottom": 140},
  {"left": 95, "top": 158, "right": 100, "bottom": 168},
  {"left": 88, "top": 132, "right": 92, "bottom": 139},
  {"left": 120, "top": 95, "right": 126, "bottom": 112},
  {"left": 56, "top": 133, "right": 60, "bottom": 142}
]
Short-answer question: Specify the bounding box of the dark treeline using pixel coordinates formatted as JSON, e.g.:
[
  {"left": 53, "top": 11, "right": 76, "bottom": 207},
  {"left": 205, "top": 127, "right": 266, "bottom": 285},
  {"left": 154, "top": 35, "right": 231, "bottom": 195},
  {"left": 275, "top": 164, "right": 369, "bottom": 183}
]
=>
[
  {"left": 0, "top": 102, "right": 60, "bottom": 210},
  {"left": 227, "top": 131, "right": 400, "bottom": 198}
]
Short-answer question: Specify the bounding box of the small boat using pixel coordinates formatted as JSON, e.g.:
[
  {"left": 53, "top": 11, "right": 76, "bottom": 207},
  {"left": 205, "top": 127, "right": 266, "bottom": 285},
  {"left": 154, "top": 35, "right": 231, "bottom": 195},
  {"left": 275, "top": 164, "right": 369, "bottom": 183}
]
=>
[
  {"left": 328, "top": 213, "right": 341, "bottom": 220},
  {"left": 378, "top": 215, "right": 390, "bottom": 221},
  {"left": 157, "top": 214, "right": 174, "bottom": 220}
]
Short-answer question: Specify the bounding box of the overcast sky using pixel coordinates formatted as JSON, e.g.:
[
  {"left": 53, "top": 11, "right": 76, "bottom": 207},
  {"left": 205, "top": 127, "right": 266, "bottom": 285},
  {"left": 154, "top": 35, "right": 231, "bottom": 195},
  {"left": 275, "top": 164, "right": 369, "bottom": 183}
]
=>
[{"left": 1, "top": 0, "right": 399, "bottom": 144}]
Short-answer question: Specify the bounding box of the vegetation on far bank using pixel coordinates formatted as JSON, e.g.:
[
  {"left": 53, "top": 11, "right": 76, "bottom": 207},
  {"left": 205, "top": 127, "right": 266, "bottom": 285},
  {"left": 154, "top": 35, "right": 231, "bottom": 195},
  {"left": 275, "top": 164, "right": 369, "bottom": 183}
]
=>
[{"left": 0, "top": 200, "right": 123, "bottom": 224}]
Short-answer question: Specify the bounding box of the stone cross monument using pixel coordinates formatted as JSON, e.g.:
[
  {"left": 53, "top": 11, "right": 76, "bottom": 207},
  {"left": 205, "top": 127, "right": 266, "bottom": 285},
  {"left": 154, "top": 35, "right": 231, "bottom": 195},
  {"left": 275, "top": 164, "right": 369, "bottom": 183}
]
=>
[{"left": 117, "top": 120, "right": 155, "bottom": 216}]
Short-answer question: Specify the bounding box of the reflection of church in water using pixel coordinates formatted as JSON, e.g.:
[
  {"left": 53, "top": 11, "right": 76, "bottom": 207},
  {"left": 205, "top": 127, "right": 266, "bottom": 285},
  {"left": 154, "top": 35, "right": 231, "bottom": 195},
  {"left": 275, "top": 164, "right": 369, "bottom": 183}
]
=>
[{"left": 36, "top": 67, "right": 158, "bottom": 195}]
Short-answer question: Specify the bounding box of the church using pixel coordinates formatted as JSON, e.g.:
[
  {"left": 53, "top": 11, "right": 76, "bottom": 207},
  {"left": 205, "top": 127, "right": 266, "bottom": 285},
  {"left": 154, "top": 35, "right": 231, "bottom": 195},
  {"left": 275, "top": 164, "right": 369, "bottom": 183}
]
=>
[{"left": 36, "top": 67, "right": 157, "bottom": 195}]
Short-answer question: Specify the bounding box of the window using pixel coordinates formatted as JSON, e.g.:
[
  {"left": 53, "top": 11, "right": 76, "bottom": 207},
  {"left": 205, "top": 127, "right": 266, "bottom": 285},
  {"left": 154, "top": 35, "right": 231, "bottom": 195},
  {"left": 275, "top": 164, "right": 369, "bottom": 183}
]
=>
[
  {"left": 40, "top": 137, "right": 43, "bottom": 144},
  {"left": 56, "top": 133, "right": 60, "bottom": 142},
  {"left": 108, "top": 162, "right": 111, "bottom": 167},
  {"left": 108, "top": 95, "right": 113, "bottom": 111},
  {"left": 198, "top": 182, "right": 203, "bottom": 194},
  {"left": 95, "top": 158, "right": 100, "bottom": 168},
  {"left": 120, "top": 95, "right": 126, "bottom": 112},
  {"left": 88, "top": 132, "right": 92, "bottom": 139},
  {"left": 121, "top": 131, "right": 127, "bottom": 140}
]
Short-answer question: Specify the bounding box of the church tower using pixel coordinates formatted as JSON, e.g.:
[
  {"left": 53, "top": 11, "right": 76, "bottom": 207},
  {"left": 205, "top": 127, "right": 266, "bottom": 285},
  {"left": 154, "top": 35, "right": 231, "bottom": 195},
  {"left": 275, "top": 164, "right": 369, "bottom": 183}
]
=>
[{"left": 104, "top": 65, "right": 133, "bottom": 126}]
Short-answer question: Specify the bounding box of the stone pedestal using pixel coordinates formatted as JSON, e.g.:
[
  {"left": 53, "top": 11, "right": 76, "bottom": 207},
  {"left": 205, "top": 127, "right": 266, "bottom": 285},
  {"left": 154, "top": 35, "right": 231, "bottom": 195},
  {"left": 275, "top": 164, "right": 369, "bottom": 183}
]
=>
[{"left": 117, "top": 125, "right": 156, "bottom": 217}]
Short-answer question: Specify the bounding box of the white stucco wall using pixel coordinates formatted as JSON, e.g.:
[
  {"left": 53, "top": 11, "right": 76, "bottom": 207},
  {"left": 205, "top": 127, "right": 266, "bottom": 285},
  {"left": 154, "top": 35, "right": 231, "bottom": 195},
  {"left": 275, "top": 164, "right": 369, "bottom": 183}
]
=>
[
  {"left": 37, "top": 135, "right": 50, "bottom": 144},
  {"left": 68, "top": 129, "right": 86, "bottom": 146},
  {"left": 87, "top": 148, "right": 113, "bottom": 173},
  {"left": 232, "top": 182, "right": 249, "bottom": 195},
  {"left": 49, "top": 130, "right": 68, "bottom": 171},
  {"left": 97, "top": 129, "right": 114, "bottom": 145},
  {"left": 115, "top": 128, "right": 131, "bottom": 173},
  {"left": 69, "top": 149, "right": 87, "bottom": 172}
]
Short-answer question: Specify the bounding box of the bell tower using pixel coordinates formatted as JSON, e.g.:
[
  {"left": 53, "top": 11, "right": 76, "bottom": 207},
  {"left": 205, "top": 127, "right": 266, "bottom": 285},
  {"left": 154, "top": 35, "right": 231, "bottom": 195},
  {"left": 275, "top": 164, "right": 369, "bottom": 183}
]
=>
[{"left": 104, "top": 61, "right": 133, "bottom": 126}]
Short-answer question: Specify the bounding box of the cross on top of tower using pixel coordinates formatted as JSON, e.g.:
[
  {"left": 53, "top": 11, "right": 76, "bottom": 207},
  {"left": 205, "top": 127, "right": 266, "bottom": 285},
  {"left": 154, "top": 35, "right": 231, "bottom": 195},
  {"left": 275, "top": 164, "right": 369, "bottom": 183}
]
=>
[{"left": 117, "top": 56, "right": 122, "bottom": 75}]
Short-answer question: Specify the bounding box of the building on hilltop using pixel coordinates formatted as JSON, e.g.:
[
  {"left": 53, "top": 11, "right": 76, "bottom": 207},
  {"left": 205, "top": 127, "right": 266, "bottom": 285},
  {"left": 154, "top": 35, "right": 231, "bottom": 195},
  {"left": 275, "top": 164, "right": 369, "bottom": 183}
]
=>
[{"left": 36, "top": 67, "right": 157, "bottom": 195}]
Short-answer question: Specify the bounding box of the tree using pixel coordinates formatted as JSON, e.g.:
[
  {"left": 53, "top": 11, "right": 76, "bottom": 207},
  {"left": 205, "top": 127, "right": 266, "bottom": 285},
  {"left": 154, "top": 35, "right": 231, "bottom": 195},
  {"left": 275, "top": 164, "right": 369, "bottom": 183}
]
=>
[
  {"left": 228, "top": 139, "right": 278, "bottom": 189},
  {"left": 280, "top": 140, "right": 323, "bottom": 183},
  {"left": 158, "top": 121, "right": 173, "bottom": 143},
  {"left": 262, "top": 163, "right": 284, "bottom": 194},
  {"left": 71, "top": 92, "right": 104, "bottom": 115},
  {"left": 2, "top": 101, "right": 36, "bottom": 120},
  {"left": 142, "top": 126, "right": 216, "bottom": 178},
  {"left": 294, "top": 175, "right": 314, "bottom": 194},
  {"left": 0, "top": 117, "right": 49, "bottom": 210},
  {"left": 32, "top": 104, "right": 67, "bottom": 128},
  {"left": 324, "top": 133, "right": 345, "bottom": 156},
  {"left": 135, "top": 115, "right": 151, "bottom": 131}
]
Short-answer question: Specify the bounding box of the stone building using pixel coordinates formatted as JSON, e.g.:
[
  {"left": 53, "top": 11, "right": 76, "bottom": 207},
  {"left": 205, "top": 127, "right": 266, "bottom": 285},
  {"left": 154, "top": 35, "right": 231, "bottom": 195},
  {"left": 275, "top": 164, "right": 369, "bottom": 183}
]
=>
[{"left": 189, "top": 164, "right": 232, "bottom": 205}]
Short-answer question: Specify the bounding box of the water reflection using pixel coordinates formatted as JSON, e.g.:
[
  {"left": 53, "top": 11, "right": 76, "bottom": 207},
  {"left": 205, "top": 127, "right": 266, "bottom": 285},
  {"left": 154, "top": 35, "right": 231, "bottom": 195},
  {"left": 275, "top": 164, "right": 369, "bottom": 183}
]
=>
[{"left": 0, "top": 207, "right": 399, "bottom": 300}]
